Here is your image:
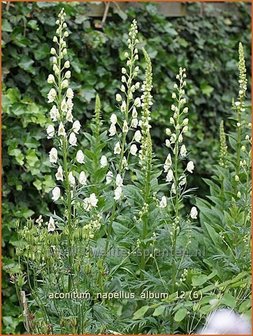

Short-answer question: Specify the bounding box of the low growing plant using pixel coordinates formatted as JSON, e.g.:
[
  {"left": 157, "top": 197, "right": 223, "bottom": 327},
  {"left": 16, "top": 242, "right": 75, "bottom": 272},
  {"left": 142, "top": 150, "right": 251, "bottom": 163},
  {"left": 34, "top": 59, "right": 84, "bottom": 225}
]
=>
[{"left": 11, "top": 9, "right": 251, "bottom": 335}]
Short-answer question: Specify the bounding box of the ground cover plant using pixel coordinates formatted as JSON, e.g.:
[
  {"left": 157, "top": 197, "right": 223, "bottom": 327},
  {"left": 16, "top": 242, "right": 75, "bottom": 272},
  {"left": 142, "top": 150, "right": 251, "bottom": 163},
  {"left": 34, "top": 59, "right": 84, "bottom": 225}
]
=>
[{"left": 2, "top": 3, "right": 251, "bottom": 335}]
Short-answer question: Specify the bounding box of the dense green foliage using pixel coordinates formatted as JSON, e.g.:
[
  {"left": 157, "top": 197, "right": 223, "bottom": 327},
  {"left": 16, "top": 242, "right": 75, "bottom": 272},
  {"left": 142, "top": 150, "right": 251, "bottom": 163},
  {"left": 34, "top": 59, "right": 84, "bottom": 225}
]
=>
[{"left": 2, "top": 2, "right": 251, "bottom": 334}]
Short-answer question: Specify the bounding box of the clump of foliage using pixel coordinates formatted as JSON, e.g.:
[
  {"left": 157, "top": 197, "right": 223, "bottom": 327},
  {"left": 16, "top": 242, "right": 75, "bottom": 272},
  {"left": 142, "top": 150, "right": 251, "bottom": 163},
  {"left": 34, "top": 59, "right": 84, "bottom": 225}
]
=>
[{"left": 7, "top": 10, "right": 251, "bottom": 335}]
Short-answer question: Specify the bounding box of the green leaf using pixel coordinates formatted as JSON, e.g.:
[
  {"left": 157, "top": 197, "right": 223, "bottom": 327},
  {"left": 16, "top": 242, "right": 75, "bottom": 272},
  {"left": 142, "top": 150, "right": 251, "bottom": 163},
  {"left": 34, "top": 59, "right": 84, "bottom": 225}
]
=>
[
  {"left": 221, "top": 293, "right": 236, "bottom": 309},
  {"left": 153, "top": 305, "right": 165, "bottom": 317},
  {"left": 203, "top": 222, "right": 221, "bottom": 246},
  {"left": 18, "top": 56, "right": 35, "bottom": 74},
  {"left": 192, "top": 274, "right": 209, "bottom": 287},
  {"left": 200, "top": 82, "right": 214, "bottom": 96},
  {"left": 2, "top": 19, "right": 12, "bottom": 32},
  {"left": 133, "top": 305, "right": 150, "bottom": 320},
  {"left": 174, "top": 308, "right": 187, "bottom": 322}
]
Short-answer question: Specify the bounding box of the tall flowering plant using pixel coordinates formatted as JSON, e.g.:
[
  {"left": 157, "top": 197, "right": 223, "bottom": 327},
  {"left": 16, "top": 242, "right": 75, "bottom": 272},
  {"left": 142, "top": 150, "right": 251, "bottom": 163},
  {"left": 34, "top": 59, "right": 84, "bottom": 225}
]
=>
[{"left": 13, "top": 10, "right": 250, "bottom": 335}]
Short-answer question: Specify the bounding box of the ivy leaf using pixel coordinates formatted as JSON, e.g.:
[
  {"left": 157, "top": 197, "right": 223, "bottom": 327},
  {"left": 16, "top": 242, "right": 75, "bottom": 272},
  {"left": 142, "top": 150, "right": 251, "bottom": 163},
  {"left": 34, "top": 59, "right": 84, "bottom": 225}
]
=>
[{"left": 19, "top": 56, "right": 35, "bottom": 74}]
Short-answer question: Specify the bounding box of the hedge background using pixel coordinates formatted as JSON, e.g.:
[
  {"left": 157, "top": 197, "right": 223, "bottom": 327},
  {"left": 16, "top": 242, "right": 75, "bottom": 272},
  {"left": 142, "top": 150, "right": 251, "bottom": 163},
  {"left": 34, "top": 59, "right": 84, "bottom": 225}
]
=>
[{"left": 2, "top": 1, "right": 251, "bottom": 333}]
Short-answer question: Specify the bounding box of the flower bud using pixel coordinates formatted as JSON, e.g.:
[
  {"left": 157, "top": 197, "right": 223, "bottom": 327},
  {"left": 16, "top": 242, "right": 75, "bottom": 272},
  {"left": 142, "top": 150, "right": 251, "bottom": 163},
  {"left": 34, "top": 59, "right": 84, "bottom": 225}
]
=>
[
  {"left": 65, "top": 71, "right": 71, "bottom": 79},
  {"left": 47, "top": 74, "right": 55, "bottom": 84}
]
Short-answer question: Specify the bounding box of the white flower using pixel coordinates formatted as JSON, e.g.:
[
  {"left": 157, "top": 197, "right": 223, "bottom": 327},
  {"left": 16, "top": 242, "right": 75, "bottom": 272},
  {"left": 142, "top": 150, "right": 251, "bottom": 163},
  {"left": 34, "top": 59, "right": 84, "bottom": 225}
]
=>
[
  {"left": 130, "top": 144, "right": 138, "bottom": 156},
  {"left": 132, "top": 107, "right": 138, "bottom": 118},
  {"left": 48, "top": 217, "right": 55, "bottom": 232},
  {"left": 164, "top": 154, "right": 172, "bottom": 172},
  {"left": 109, "top": 123, "right": 117, "bottom": 136},
  {"left": 48, "top": 88, "right": 57, "bottom": 103},
  {"left": 122, "top": 156, "right": 128, "bottom": 170},
  {"left": 159, "top": 196, "right": 167, "bottom": 208},
  {"left": 183, "top": 118, "right": 188, "bottom": 126},
  {"left": 73, "top": 120, "right": 81, "bottom": 134},
  {"left": 131, "top": 118, "right": 138, "bottom": 128},
  {"left": 83, "top": 193, "right": 98, "bottom": 211},
  {"left": 186, "top": 161, "right": 194, "bottom": 173},
  {"left": 47, "top": 74, "right": 55, "bottom": 84},
  {"left": 165, "top": 139, "right": 170, "bottom": 147},
  {"left": 190, "top": 206, "right": 198, "bottom": 219},
  {"left": 35, "top": 215, "right": 43, "bottom": 225},
  {"left": 178, "top": 134, "right": 183, "bottom": 143},
  {"left": 50, "top": 105, "right": 60, "bottom": 121},
  {"left": 134, "top": 130, "right": 142, "bottom": 142},
  {"left": 47, "top": 125, "right": 55, "bottom": 139},
  {"left": 58, "top": 122, "right": 66, "bottom": 137},
  {"left": 100, "top": 155, "right": 108, "bottom": 167},
  {"left": 123, "top": 120, "right": 128, "bottom": 133},
  {"left": 179, "top": 176, "right": 186, "bottom": 187},
  {"left": 116, "top": 94, "right": 122, "bottom": 102},
  {"left": 106, "top": 171, "right": 113, "bottom": 184},
  {"left": 76, "top": 150, "right": 85, "bottom": 164},
  {"left": 166, "top": 169, "right": 174, "bottom": 183},
  {"left": 114, "top": 142, "right": 121, "bottom": 155},
  {"left": 79, "top": 171, "right": 87, "bottom": 185},
  {"left": 171, "top": 182, "right": 176, "bottom": 194},
  {"left": 49, "top": 147, "right": 58, "bottom": 163},
  {"left": 65, "top": 71, "right": 71, "bottom": 79},
  {"left": 64, "top": 60, "right": 70, "bottom": 68},
  {"left": 66, "top": 110, "right": 73, "bottom": 122},
  {"left": 166, "top": 128, "right": 171, "bottom": 136},
  {"left": 68, "top": 172, "right": 75, "bottom": 186},
  {"left": 89, "top": 193, "right": 98, "bottom": 207},
  {"left": 134, "top": 97, "right": 141, "bottom": 107},
  {"left": 120, "top": 101, "right": 126, "bottom": 112},
  {"left": 55, "top": 165, "right": 63, "bottom": 181},
  {"left": 180, "top": 144, "right": 187, "bottom": 157},
  {"left": 52, "top": 186, "right": 61, "bottom": 202},
  {"left": 110, "top": 113, "right": 117, "bottom": 124},
  {"left": 66, "top": 88, "right": 74, "bottom": 99},
  {"left": 66, "top": 98, "right": 73, "bottom": 110},
  {"left": 183, "top": 107, "right": 188, "bottom": 113},
  {"left": 114, "top": 186, "right": 122, "bottom": 201},
  {"left": 53, "top": 64, "right": 59, "bottom": 75},
  {"left": 61, "top": 99, "right": 68, "bottom": 112},
  {"left": 62, "top": 79, "right": 69, "bottom": 89},
  {"left": 83, "top": 198, "right": 91, "bottom": 211},
  {"left": 69, "top": 132, "right": 77, "bottom": 146},
  {"left": 172, "top": 92, "right": 176, "bottom": 99},
  {"left": 182, "top": 126, "right": 188, "bottom": 133},
  {"left": 116, "top": 174, "right": 123, "bottom": 187}
]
